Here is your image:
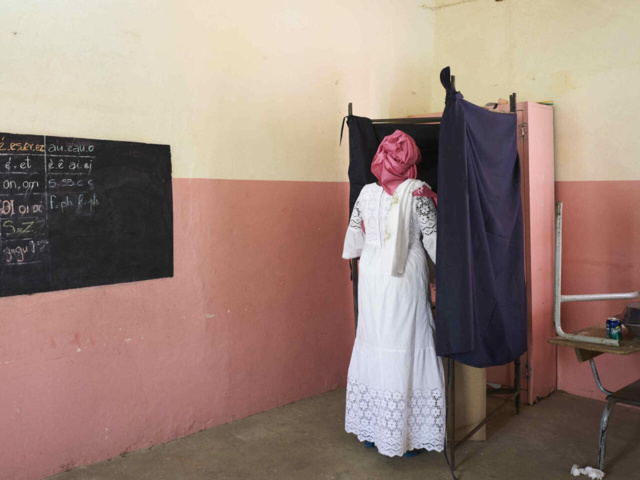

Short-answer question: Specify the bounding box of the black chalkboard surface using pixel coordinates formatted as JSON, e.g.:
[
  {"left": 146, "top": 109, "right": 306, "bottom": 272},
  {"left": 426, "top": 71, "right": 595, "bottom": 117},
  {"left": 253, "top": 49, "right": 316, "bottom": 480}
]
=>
[{"left": 0, "top": 132, "right": 173, "bottom": 297}]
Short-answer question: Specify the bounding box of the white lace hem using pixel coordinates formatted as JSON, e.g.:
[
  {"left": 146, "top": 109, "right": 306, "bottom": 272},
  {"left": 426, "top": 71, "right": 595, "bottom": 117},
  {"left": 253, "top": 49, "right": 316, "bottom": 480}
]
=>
[
  {"left": 345, "top": 429, "right": 445, "bottom": 457},
  {"left": 345, "top": 379, "right": 446, "bottom": 457}
]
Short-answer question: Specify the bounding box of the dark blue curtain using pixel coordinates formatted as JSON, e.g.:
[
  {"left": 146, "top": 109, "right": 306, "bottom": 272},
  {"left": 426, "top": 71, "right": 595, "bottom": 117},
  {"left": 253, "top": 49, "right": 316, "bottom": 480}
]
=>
[{"left": 435, "top": 67, "right": 527, "bottom": 367}]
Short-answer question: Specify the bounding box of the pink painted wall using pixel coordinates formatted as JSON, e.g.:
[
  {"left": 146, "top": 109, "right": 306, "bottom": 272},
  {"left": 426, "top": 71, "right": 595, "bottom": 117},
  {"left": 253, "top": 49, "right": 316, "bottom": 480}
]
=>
[
  {"left": 3, "top": 170, "right": 636, "bottom": 480},
  {"left": 0, "top": 179, "right": 355, "bottom": 480},
  {"left": 555, "top": 180, "right": 640, "bottom": 400}
]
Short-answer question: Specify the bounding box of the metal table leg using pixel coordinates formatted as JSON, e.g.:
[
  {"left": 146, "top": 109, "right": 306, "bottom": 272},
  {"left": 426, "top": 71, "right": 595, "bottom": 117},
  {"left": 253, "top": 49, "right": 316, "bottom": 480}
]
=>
[
  {"left": 598, "top": 399, "right": 616, "bottom": 471},
  {"left": 589, "top": 358, "right": 612, "bottom": 395},
  {"left": 588, "top": 357, "right": 615, "bottom": 472}
]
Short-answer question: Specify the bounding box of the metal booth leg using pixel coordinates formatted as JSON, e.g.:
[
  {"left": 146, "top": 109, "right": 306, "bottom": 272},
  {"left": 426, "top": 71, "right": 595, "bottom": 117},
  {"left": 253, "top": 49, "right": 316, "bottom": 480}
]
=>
[
  {"left": 514, "top": 358, "right": 521, "bottom": 415},
  {"left": 450, "top": 357, "right": 456, "bottom": 470},
  {"left": 598, "top": 399, "right": 616, "bottom": 471},
  {"left": 350, "top": 259, "right": 359, "bottom": 332}
]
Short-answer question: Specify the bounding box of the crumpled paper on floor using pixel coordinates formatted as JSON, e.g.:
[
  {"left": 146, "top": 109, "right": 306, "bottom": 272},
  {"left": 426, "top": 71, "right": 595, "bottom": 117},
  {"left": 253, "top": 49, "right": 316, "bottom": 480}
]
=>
[{"left": 571, "top": 464, "right": 605, "bottom": 479}]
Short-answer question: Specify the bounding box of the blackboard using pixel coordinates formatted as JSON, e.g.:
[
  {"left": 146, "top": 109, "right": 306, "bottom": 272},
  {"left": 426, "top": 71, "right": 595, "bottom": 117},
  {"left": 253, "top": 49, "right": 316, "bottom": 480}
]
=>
[{"left": 0, "top": 132, "right": 173, "bottom": 297}]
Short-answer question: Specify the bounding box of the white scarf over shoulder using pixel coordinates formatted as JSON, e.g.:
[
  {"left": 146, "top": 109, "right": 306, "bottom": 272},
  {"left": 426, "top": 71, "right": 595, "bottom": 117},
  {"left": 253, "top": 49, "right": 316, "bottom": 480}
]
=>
[{"left": 381, "top": 178, "right": 423, "bottom": 277}]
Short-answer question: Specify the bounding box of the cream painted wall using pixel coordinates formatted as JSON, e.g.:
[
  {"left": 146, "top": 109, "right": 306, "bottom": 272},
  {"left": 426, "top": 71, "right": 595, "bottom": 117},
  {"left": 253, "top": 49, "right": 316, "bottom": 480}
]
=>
[
  {"left": 4, "top": 0, "right": 638, "bottom": 181},
  {"left": 432, "top": 0, "right": 640, "bottom": 181},
  {"left": 0, "top": 0, "right": 435, "bottom": 182}
]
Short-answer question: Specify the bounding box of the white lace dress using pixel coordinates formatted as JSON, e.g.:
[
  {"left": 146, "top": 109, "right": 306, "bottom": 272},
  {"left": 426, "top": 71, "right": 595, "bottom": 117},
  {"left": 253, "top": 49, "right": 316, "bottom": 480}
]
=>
[{"left": 342, "top": 182, "right": 445, "bottom": 457}]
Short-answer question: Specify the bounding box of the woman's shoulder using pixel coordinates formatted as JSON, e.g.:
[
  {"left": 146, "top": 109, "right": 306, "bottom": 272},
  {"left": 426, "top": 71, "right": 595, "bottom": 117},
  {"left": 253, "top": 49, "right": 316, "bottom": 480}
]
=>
[
  {"left": 413, "top": 181, "right": 435, "bottom": 197},
  {"left": 361, "top": 182, "right": 382, "bottom": 194}
]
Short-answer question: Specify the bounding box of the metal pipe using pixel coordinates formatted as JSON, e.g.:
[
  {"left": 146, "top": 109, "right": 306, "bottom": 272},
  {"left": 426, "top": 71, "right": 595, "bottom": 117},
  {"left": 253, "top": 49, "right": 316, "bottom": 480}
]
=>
[
  {"left": 589, "top": 358, "right": 613, "bottom": 396},
  {"left": 553, "top": 202, "right": 622, "bottom": 347},
  {"left": 562, "top": 292, "right": 640, "bottom": 303},
  {"left": 371, "top": 117, "right": 441, "bottom": 124},
  {"left": 553, "top": 202, "right": 564, "bottom": 336}
]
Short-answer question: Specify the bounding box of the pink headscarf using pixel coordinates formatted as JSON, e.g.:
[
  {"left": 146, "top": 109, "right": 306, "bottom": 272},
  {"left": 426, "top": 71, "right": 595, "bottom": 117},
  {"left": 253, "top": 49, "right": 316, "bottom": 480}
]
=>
[{"left": 371, "top": 130, "right": 422, "bottom": 196}]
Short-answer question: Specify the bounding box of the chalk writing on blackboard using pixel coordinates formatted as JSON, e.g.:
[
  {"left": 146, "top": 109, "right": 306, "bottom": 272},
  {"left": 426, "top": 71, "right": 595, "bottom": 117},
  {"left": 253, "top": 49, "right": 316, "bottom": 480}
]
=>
[{"left": 0, "top": 133, "right": 173, "bottom": 297}]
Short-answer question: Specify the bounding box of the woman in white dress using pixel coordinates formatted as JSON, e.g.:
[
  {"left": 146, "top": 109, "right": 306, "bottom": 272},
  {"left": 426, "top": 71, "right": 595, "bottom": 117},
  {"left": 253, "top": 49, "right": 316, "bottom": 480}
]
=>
[{"left": 342, "top": 130, "right": 445, "bottom": 457}]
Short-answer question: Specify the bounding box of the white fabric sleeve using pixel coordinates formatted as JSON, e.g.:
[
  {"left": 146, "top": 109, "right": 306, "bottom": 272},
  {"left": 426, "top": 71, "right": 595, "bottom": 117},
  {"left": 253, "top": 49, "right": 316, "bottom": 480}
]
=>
[
  {"left": 342, "top": 197, "right": 365, "bottom": 259},
  {"left": 415, "top": 196, "right": 437, "bottom": 264}
]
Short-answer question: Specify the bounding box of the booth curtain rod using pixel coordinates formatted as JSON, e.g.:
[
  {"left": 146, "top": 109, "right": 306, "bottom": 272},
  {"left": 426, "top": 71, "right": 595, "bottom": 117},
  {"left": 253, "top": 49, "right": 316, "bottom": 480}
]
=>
[{"left": 348, "top": 72, "right": 517, "bottom": 123}]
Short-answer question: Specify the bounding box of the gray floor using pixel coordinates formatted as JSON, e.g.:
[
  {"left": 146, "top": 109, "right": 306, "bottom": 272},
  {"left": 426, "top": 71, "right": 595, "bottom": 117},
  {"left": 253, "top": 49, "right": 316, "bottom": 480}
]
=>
[{"left": 49, "top": 389, "right": 640, "bottom": 480}]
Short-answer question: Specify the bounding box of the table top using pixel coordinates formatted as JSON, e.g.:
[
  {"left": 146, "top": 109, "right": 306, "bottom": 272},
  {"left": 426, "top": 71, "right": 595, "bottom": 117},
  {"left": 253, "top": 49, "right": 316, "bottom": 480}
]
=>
[{"left": 548, "top": 323, "right": 640, "bottom": 357}]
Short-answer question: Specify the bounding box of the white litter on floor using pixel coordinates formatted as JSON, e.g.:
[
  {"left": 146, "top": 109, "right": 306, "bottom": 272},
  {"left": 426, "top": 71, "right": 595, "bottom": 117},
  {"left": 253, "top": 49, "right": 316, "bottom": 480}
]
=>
[{"left": 570, "top": 464, "right": 605, "bottom": 479}]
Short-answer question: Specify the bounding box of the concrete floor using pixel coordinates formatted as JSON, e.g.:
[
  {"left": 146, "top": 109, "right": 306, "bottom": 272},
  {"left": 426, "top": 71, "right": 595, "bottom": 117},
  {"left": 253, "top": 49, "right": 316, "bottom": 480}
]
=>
[{"left": 49, "top": 389, "right": 640, "bottom": 480}]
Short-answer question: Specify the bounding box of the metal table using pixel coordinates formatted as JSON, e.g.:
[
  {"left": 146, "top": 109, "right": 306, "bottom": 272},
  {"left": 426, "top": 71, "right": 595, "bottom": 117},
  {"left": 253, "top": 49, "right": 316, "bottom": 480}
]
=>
[
  {"left": 549, "top": 324, "right": 640, "bottom": 470},
  {"left": 551, "top": 200, "right": 640, "bottom": 471}
]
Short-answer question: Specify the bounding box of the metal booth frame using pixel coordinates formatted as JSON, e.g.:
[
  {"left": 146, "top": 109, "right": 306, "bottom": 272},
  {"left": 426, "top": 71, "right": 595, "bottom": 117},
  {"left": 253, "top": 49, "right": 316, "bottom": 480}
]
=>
[{"left": 345, "top": 77, "right": 522, "bottom": 473}]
